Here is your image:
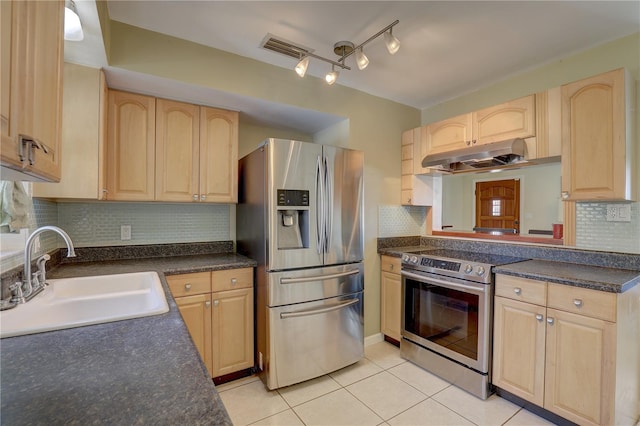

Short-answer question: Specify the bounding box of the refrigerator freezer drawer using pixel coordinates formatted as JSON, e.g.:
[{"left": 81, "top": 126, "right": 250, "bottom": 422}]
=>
[
  {"left": 264, "top": 292, "right": 364, "bottom": 390},
  {"left": 268, "top": 262, "right": 364, "bottom": 307}
]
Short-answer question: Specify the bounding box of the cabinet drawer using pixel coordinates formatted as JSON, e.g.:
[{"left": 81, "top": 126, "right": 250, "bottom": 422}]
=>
[
  {"left": 212, "top": 268, "right": 253, "bottom": 292},
  {"left": 380, "top": 255, "right": 401, "bottom": 274},
  {"left": 167, "top": 272, "right": 211, "bottom": 297},
  {"left": 495, "top": 274, "right": 546, "bottom": 306},
  {"left": 547, "top": 283, "right": 616, "bottom": 322}
]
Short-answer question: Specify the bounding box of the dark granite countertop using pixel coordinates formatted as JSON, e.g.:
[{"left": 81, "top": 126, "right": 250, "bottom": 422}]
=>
[
  {"left": 493, "top": 259, "right": 640, "bottom": 293},
  {"left": 378, "top": 244, "right": 640, "bottom": 294},
  {"left": 1, "top": 252, "right": 256, "bottom": 425}
]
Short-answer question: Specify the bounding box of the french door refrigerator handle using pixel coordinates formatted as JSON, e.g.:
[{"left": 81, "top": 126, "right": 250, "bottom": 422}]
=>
[
  {"left": 315, "top": 155, "right": 324, "bottom": 254},
  {"left": 280, "top": 298, "right": 359, "bottom": 319},
  {"left": 280, "top": 268, "right": 360, "bottom": 284},
  {"left": 324, "top": 155, "right": 333, "bottom": 253}
]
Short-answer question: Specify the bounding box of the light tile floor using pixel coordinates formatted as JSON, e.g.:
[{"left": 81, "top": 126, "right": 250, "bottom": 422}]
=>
[{"left": 217, "top": 341, "right": 556, "bottom": 426}]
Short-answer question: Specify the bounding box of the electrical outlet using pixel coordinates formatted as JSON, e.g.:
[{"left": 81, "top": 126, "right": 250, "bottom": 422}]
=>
[
  {"left": 606, "top": 204, "right": 631, "bottom": 222},
  {"left": 120, "top": 225, "right": 132, "bottom": 240}
]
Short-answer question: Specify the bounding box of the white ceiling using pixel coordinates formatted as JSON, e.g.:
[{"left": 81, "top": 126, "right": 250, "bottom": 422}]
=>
[{"left": 68, "top": 1, "right": 640, "bottom": 132}]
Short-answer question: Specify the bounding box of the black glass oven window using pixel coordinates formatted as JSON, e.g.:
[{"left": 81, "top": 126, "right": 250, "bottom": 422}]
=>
[{"left": 404, "top": 278, "right": 479, "bottom": 361}]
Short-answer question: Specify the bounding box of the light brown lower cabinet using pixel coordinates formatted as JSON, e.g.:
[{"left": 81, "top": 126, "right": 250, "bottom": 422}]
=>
[
  {"left": 380, "top": 255, "right": 401, "bottom": 342},
  {"left": 167, "top": 268, "right": 254, "bottom": 379},
  {"left": 493, "top": 274, "right": 639, "bottom": 426}
]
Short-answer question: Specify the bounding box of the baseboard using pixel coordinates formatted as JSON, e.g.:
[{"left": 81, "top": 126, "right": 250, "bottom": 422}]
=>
[{"left": 364, "top": 333, "right": 384, "bottom": 346}]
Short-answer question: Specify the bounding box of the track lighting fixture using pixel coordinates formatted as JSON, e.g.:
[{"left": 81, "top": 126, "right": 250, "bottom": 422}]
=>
[
  {"left": 64, "top": 0, "right": 84, "bottom": 41},
  {"left": 295, "top": 56, "right": 309, "bottom": 77},
  {"left": 325, "top": 66, "right": 339, "bottom": 85},
  {"left": 261, "top": 20, "right": 400, "bottom": 86},
  {"left": 355, "top": 48, "right": 369, "bottom": 70},
  {"left": 384, "top": 27, "right": 400, "bottom": 55}
]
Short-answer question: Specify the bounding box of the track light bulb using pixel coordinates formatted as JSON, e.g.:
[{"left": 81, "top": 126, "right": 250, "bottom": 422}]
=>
[
  {"left": 355, "top": 48, "right": 369, "bottom": 70},
  {"left": 384, "top": 29, "right": 400, "bottom": 55},
  {"left": 325, "top": 66, "right": 339, "bottom": 85},
  {"left": 294, "top": 56, "right": 309, "bottom": 77}
]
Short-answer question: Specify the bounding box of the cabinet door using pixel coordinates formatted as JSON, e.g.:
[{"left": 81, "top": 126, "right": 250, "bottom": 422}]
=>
[
  {"left": 175, "top": 293, "right": 213, "bottom": 377},
  {"left": 212, "top": 287, "right": 254, "bottom": 377},
  {"left": 544, "top": 308, "right": 616, "bottom": 426},
  {"left": 561, "top": 68, "right": 628, "bottom": 200},
  {"left": 199, "top": 107, "right": 239, "bottom": 203},
  {"left": 380, "top": 270, "right": 401, "bottom": 341},
  {"left": 1, "top": 0, "right": 63, "bottom": 181},
  {"left": 33, "top": 65, "right": 106, "bottom": 199},
  {"left": 106, "top": 90, "right": 156, "bottom": 201},
  {"left": 425, "top": 113, "right": 472, "bottom": 155},
  {"left": 473, "top": 95, "right": 535, "bottom": 145},
  {"left": 155, "top": 99, "right": 199, "bottom": 202},
  {"left": 493, "top": 296, "right": 546, "bottom": 406}
]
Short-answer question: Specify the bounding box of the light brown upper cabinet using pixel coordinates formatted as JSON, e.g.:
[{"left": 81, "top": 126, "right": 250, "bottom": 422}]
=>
[
  {"left": 561, "top": 68, "right": 636, "bottom": 201},
  {"left": 33, "top": 64, "right": 107, "bottom": 199},
  {"left": 424, "top": 95, "right": 536, "bottom": 157},
  {"left": 106, "top": 91, "right": 239, "bottom": 203},
  {"left": 400, "top": 127, "right": 438, "bottom": 206},
  {"left": 106, "top": 90, "right": 156, "bottom": 201},
  {"left": 1, "top": 0, "right": 64, "bottom": 182}
]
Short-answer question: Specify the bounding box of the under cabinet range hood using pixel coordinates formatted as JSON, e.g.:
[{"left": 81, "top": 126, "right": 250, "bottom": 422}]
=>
[{"left": 422, "top": 138, "right": 527, "bottom": 173}]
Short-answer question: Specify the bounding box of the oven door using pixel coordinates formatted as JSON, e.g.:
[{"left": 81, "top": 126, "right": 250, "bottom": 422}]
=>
[{"left": 401, "top": 269, "right": 492, "bottom": 374}]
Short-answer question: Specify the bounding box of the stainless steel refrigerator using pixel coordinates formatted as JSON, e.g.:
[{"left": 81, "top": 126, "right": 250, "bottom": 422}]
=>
[{"left": 237, "top": 138, "right": 364, "bottom": 390}]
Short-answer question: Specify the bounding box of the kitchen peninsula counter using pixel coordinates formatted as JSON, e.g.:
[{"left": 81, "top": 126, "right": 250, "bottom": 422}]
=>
[
  {"left": 0, "top": 250, "right": 256, "bottom": 425},
  {"left": 378, "top": 237, "right": 640, "bottom": 294}
]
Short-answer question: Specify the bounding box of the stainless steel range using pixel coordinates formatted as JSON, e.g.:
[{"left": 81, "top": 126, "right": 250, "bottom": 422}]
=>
[{"left": 400, "top": 249, "right": 526, "bottom": 399}]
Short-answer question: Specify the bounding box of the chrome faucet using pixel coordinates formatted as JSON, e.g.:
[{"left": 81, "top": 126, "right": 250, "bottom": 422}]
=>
[{"left": 12, "top": 226, "right": 76, "bottom": 304}]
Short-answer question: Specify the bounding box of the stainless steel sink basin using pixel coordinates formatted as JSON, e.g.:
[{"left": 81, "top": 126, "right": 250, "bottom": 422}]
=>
[{"left": 0, "top": 272, "right": 169, "bottom": 338}]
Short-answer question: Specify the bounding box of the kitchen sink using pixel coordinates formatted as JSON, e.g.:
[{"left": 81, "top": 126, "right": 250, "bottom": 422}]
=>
[{"left": 0, "top": 271, "right": 169, "bottom": 338}]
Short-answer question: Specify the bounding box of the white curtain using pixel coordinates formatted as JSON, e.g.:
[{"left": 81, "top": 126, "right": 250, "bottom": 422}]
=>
[{"left": 0, "top": 181, "right": 34, "bottom": 233}]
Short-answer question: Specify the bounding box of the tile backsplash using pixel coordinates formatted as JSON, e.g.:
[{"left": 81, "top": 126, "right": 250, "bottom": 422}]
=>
[
  {"left": 378, "top": 205, "right": 427, "bottom": 237},
  {"left": 576, "top": 202, "right": 640, "bottom": 254}
]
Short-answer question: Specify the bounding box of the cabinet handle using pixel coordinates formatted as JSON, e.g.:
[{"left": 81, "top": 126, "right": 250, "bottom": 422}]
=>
[
  {"left": 192, "top": 194, "right": 198, "bottom": 201},
  {"left": 184, "top": 283, "right": 192, "bottom": 291},
  {"left": 200, "top": 195, "right": 206, "bottom": 201},
  {"left": 472, "top": 139, "right": 477, "bottom": 145},
  {"left": 231, "top": 278, "right": 237, "bottom": 286},
  {"left": 513, "top": 287, "right": 522, "bottom": 295},
  {"left": 213, "top": 300, "right": 219, "bottom": 307},
  {"left": 547, "top": 317, "right": 554, "bottom": 325},
  {"left": 536, "top": 314, "right": 543, "bottom": 322},
  {"left": 205, "top": 301, "right": 211, "bottom": 308},
  {"left": 561, "top": 191, "right": 569, "bottom": 200},
  {"left": 573, "top": 299, "right": 583, "bottom": 308}
]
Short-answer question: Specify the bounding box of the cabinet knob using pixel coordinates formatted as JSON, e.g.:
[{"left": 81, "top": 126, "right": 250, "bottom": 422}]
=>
[
  {"left": 192, "top": 194, "right": 198, "bottom": 201},
  {"left": 231, "top": 278, "right": 237, "bottom": 286},
  {"left": 536, "top": 314, "right": 543, "bottom": 322},
  {"left": 184, "top": 283, "right": 192, "bottom": 291},
  {"left": 205, "top": 301, "right": 211, "bottom": 308},
  {"left": 213, "top": 300, "right": 219, "bottom": 307},
  {"left": 513, "top": 287, "right": 522, "bottom": 295},
  {"left": 200, "top": 195, "right": 206, "bottom": 201},
  {"left": 573, "top": 299, "right": 583, "bottom": 308},
  {"left": 561, "top": 191, "right": 569, "bottom": 200},
  {"left": 472, "top": 139, "right": 477, "bottom": 145},
  {"left": 547, "top": 317, "right": 555, "bottom": 325},
  {"left": 389, "top": 264, "right": 394, "bottom": 271},
  {"left": 466, "top": 140, "right": 471, "bottom": 146}
]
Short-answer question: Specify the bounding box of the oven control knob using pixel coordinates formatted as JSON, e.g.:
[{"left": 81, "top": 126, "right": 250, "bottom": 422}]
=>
[
  {"left": 401, "top": 254, "right": 410, "bottom": 263},
  {"left": 476, "top": 266, "right": 486, "bottom": 276},
  {"left": 464, "top": 264, "right": 473, "bottom": 274},
  {"left": 410, "top": 255, "right": 419, "bottom": 264}
]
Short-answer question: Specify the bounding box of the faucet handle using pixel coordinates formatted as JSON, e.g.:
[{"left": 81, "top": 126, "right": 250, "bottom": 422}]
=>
[
  {"left": 10, "top": 282, "right": 25, "bottom": 304},
  {"left": 36, "top": 254, "right": 51, "bottom": 284}
]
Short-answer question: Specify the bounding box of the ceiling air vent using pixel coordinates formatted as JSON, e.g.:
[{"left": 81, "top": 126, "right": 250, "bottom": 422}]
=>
[{"left": 260, "top": 34, "right": 314, "bottom": 59}]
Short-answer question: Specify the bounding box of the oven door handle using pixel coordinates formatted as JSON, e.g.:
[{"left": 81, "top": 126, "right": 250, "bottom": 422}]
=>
[
  {"left": 280, "top": 298, "right": 359, "bottom": 319},
  {"left": 401, "top": 270, "right": 487, "bottom": 294},
  {"left": 280, "top": 269, "right": 359, "bottom": 284}
]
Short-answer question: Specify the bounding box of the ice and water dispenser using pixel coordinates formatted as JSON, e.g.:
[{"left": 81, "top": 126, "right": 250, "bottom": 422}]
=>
[{"left": 276, "top": 189, "right": 309, "bottom": 249}]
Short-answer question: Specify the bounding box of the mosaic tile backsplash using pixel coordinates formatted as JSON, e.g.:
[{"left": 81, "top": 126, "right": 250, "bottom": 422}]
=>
[
  {"left": 378, "top": 205, "right": 427, "bottom": 237},
  {"left": 576, "top": 202, "right": 640, "bottom": 254}
]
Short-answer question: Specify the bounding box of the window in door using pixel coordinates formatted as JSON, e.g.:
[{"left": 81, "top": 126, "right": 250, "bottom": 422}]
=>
[{"left": 475, "top": 179, "right": 520, "bottom": 233}]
